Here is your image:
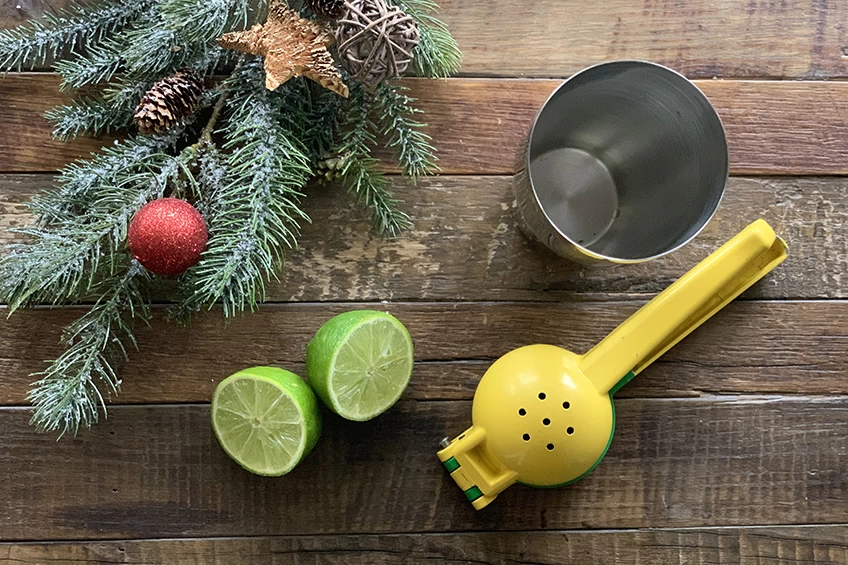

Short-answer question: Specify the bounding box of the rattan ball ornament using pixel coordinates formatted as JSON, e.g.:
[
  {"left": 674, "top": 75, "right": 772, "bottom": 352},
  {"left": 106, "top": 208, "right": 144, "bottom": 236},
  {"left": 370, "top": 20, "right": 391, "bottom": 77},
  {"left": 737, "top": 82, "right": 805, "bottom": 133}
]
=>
[{"left": 334, "top": 0, "right": 420, "bottom": 88}]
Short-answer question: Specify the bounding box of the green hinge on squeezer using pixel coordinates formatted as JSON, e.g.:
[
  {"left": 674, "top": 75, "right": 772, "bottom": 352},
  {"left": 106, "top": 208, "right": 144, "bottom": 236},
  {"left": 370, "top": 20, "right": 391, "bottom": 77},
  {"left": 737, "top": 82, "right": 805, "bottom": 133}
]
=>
[{"left": 437, "top": 219, "right": 788, "bottom": 510}]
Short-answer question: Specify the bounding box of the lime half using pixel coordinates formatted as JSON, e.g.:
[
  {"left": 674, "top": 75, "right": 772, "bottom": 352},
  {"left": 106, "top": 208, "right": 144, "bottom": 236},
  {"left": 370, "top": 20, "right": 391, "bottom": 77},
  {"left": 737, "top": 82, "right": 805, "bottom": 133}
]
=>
[
  {"left": 211, "top": 367, "right": 321, "bottom": 476},
  {"left": 307, "top": 310, "right": 414, "bottom": 421}
]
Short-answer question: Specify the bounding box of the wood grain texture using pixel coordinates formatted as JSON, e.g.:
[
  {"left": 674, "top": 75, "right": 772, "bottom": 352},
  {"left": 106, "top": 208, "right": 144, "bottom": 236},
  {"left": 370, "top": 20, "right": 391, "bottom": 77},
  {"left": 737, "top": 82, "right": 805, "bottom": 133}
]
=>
[
  {"left": 407, "top": 79, "right": 848, "bottom": 176},
  {"left": 2, "top": 174, "right": 845, "bottom": 302},
  {"left": 0, "top": 75, "right": 112, "bottom": 172},
  {"left": 0, "top": 2, "right": 846, "bottom": 555},
  {"left": 3, "top": 1, "right": 848, "bottom": 79},
  {"left": 2, "top": 75, "right": 848, "bottom": 175},
  {"left": 439, "top": 0, "right": 848, "bottom": 79},
  {"left": 1, "top": 396, "right": 847, "bottom": 540},
  {"left": 4, "top": 526, "right": 848, "bottom": 564},
  {"left": 0, "top": 0, "right": 59, "bottom": 29},
  {"left": 0, "top": 300, "right": 845, "bottom": 405}
]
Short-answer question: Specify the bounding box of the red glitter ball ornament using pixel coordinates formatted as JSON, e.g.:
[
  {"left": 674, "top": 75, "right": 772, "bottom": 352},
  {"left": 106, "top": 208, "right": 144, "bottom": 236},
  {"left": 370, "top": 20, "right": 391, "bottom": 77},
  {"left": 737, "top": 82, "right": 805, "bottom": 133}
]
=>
[{"left": 128, "top": 198, "right": 208, "bottom": 276}]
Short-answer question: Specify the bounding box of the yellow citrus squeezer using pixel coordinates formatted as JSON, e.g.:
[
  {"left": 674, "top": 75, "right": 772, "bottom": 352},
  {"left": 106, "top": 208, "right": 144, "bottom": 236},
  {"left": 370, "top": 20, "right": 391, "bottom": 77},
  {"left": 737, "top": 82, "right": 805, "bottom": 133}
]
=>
[{"left": 437, "top": 219, "right": 788, "bottom": 510}]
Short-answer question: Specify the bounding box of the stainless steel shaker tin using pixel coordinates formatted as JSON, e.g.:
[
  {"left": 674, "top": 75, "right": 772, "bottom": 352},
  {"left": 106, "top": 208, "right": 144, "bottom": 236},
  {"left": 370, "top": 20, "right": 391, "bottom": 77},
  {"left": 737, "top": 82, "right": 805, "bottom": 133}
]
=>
[{"left": 514, "top": 61, "right": 729, "bottom": 264}]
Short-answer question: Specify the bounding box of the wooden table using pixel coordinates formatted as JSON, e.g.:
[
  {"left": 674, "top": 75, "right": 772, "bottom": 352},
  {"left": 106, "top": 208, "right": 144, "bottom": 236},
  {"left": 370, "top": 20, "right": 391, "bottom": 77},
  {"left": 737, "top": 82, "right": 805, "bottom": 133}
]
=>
[{"left": 2, "top": 1, "right": 848, "bottom": 564}]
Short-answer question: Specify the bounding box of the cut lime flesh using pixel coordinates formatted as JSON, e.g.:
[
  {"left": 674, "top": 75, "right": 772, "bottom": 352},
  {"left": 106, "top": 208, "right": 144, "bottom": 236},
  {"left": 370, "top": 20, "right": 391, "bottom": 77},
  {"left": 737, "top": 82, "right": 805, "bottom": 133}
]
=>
[
  {"left": 212, "top": 367, "right": 320, "bottom": 476},
  {"left": 308, "top": 311, "right": 414, "bottom": 421}
]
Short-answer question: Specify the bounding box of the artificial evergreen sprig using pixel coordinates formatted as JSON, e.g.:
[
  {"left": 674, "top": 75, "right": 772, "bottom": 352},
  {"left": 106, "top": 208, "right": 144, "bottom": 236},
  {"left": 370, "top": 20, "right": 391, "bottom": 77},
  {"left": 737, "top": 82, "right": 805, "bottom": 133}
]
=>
[
  {"left": 174, "top": 59, "right": 311, "bottom": 318},
  {"left": 0, "top": 0, "right": 460, "bottom": 435},
  {"left": 161, "top": 0, "right": 252, "bottom": 44},
  {"left": 387, "top": 0, "right": 461, "bottom": 78},
  {"left": 0, "top": 0, "right": 152, "bottom": 71},
  {"left": 1, "top": 144, "right": 191, "bottom": 312},
  {"left": 31, "top": 130, "right": 184, "bottom": 224},
  {"left": 3, "top": 137, "right": 196, "bottom": 435},
  {"left": 28, "top": 260, "right": 151, "bottom": 436},
  {"left": 373, "top": 81, "right": 438, "bottom": 181},
  {"left": 46, "top": 88, "right": 139, "bottom": 140},
  {"left": 303, "top": 81, "right": 345, "bottom": 161},
  {"left": 54, "top": 37, "right": 126, "bottom": 91},
  {"left": 337, "top": 85, "right": 412, "bottom": 236}
]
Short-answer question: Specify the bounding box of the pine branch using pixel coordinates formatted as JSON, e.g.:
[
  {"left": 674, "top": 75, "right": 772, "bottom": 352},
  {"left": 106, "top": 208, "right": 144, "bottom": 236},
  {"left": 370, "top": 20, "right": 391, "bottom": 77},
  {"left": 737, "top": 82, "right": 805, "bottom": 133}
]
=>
[
  {"left": 48, "top": 37, "right": 229, "bottom": 141},
  {"left": 50, "top": 56, "right": 169, "bottom": 139},
  {"left": 338, "top": 85, "right": 411, "bottom": 236},
  {"left": 273, "top": 76, "right": 312, "bottom": 141},
  {"left": 161, "top": 0, "right": 251, "bottom": 44},
  {"left": 115, "top": 9, "right": 231, "bottom": 86},
  {"left": 199, "top": 87, "right": 230, "bottom": 144},
  {"left": 46, "top": 88, "right": 137, "bottom": 140},
  {"left": 0, "top": 133, "right": 194, "bottom": 314},
  {"left": 54, "top": 37, "right": 126, "bottom": 91},
  {"left": 193, "top": 141, "right": 227, "bottom": 218},
  {"left": 303, "top": 81, "right": 345, "bottom": 161},
  {"left": 2, "top": 223, "right": 120, "bottom": 312},
  {"left": 49, "top": 43, "right": 232, "bottom": 141},
  {"left": 172, "top": 60, "right": 311, "bottom": 319},
  {"left": 387, "top": 0, "right": 461, "bottom": 78},
  {"left": 1, "top": 162, "right": 176, "bottom": 311},
  {"left": 0, "top": 0, "right": 151, "bottom": 72},
  {"left": 3, "top": 133, "right": 199, "bottom": 437},
  {"left": 121, "top": 15, "right": 183, "bottom": 78},
  {"left": 344, "top": 156, "right": 411, "bottom": 238},
  {"left": 32, "top": 131, "right": 183, "bottom": 224},
  {"left": 372, "top": 81, "right": 438, "bottom": 181},
  {"left": 176, "top": 87, "right": 231, "bottom": 203},
  {"left": 28, "top": 260, "right": 151, "bottom": 437},
  {"left": 190, "top": 44, "right": 240, "bottom": 75},
  {"left": 46, "top": 95, "right": 127, "bottom": 140},
  {"left": 120, "top": 7, "right": 218, "bottom": 79}
]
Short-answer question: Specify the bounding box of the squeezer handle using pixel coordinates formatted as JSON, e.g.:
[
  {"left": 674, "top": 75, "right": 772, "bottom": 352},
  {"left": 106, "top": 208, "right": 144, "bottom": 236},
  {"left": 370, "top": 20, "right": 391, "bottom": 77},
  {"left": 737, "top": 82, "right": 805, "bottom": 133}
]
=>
[
  {"left": 437, "top": 426, "right": 518, "bottom": 510},
  {"left": 580, "top": 219, "right": 789, "bottom": 394}
]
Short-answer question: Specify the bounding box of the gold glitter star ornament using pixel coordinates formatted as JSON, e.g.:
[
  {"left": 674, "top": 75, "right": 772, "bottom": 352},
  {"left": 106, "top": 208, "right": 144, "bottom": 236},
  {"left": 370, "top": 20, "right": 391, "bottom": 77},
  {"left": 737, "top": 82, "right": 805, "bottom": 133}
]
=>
[{"left": 217, "top": 0, "right": 349, "bottom": 97}]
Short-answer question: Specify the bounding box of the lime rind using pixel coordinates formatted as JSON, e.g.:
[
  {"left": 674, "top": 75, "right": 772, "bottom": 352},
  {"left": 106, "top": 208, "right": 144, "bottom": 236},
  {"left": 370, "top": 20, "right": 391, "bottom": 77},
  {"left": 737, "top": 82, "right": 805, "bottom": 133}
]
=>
[{"left": 211, "top": 368, "right": 321, "bottom": 476}]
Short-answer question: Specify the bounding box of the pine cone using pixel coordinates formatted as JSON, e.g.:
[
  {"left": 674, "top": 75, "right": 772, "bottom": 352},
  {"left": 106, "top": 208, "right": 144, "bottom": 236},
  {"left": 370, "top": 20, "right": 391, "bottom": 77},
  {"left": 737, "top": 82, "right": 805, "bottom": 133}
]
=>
[
  {"left": 134, "top": 70, "right": 205, "bottom": 135},
  {"left": 315, "top": 151, "right": 350, "bottom": 184},
  {"left": 306, "top": 0, "right": 346, "bottom": 19}
]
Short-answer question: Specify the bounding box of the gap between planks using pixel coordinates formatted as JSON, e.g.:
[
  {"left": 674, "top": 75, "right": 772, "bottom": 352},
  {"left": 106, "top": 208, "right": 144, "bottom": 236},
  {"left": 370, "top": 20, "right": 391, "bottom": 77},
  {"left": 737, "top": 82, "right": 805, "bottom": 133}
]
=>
[
  {"left": 3, "top": 522, "right": 848, "bottom": 543},
  {"left": 2, "top": 528, "right": 848, "bottom": 564}
]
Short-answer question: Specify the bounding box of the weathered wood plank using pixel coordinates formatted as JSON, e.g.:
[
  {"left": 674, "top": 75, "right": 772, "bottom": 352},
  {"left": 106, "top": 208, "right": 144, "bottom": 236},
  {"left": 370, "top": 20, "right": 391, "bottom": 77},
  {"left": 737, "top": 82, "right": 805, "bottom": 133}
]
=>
[
  {"left": 408, "top": 79, "right": 848, "bottom": 176},
  {"left": 0, "top": 301, "right": 845, "bottom": 405},
  {"left": 281, "top": 175, "right": 845, "bottom": 301},
  {"left": 0, "top": 74, "right": 114, "bottom": 171},
  {"left": 440, "top": 0, "right": 848, "bottom": 79},
  {"left": 0, "top": 397, "right": 846, "bottom": 540},
  {"left": 0, "top": 0, "right": 58, "bottom": 30},
  {"left": 1, "top": 75, "right": 848, "bottom": 175},
  {"left": 1, "top": 175, "right": 845, "bottom": 302},
  {"left": 3, "top": 1, "right": 848, "bottom": 80},
  {"left": 4, "top": 526, "right": 848, "bottom": 564}
]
